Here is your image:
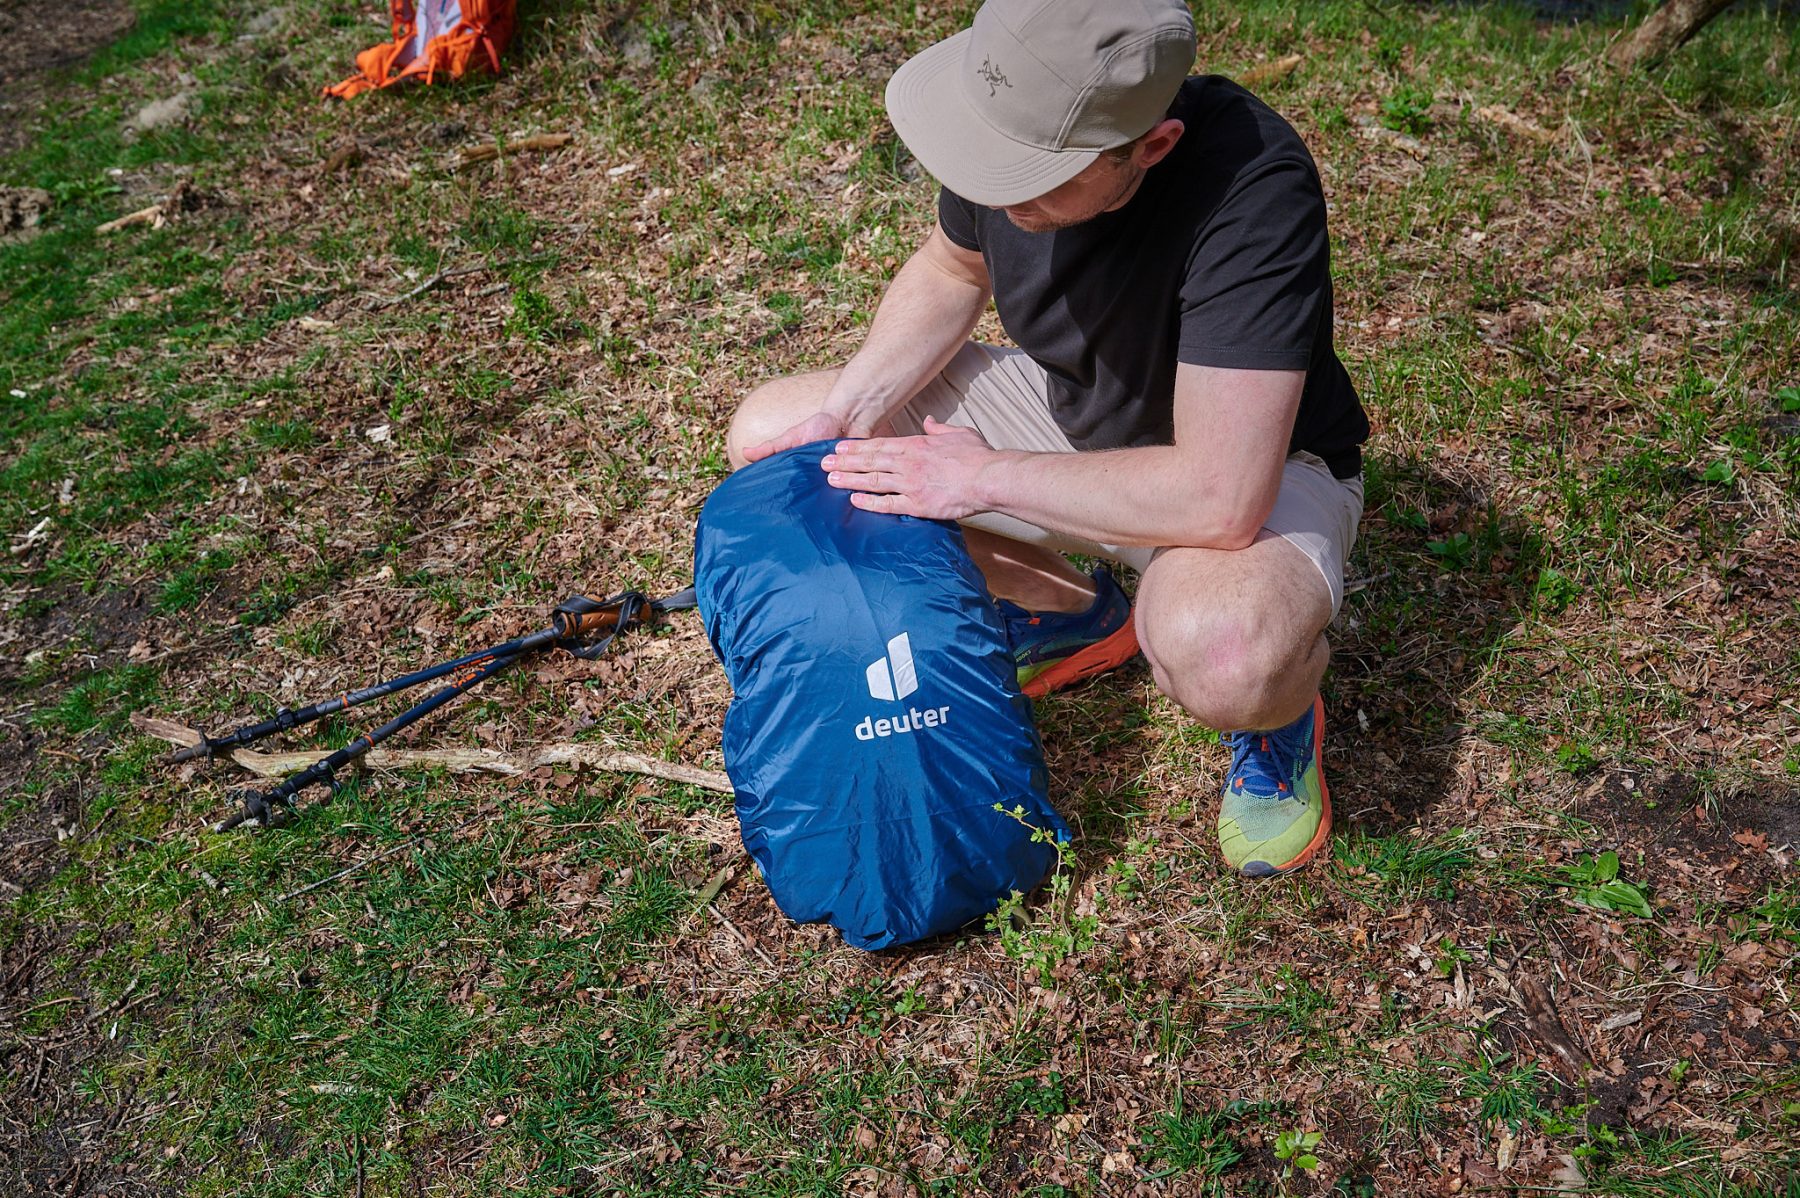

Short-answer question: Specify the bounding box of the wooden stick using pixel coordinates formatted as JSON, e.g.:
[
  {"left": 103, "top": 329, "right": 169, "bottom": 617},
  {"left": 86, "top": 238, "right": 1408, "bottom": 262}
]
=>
[
  {"left": 709, "top": 903, "right": 774, "bottom": 966},
  {"left": 1353, "top": 116, "right": 1429, "bottom": 161},
  {"left": 132, "top": 713, "right": 733, "bottom": 794},
  {"left": 1475, "top": 105, "right": 1559, "bottom": 146},
  {"left": 96, "top": 204, "right": 163, "bottom": 235},
  {"left": 456, "top": 132, "right": 574, "bottom": 171},
  {"left": 371, "top": 253, "right": 554, "bottom": 308},
  {"left": 1239, "top": 54, "right": 1302, "bottom": 87},
  {"left": 372, "top": 263, "right": 490, "bottom": 308}
]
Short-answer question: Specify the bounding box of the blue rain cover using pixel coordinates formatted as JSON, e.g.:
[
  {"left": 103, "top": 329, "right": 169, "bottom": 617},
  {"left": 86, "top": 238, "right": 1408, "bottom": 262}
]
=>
[{"left": 695, "top": 441, "right": 1067, "bottom": 950}]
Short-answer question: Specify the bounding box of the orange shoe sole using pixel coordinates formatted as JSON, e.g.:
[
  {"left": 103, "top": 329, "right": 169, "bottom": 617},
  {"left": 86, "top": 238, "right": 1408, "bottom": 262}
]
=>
[{"left": 1019, "top": 617, "right": 1142, "bottom": 699}]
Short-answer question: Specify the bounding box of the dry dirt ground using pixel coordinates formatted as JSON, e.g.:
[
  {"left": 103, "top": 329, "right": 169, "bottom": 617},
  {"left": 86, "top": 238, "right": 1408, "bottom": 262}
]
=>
[{"left": 0, "top": 0, "right": 138, "bottom": 154}]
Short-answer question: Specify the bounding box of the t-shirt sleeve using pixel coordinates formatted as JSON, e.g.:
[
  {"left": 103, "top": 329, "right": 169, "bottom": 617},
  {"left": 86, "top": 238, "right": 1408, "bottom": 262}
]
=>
[
  {"left": 936, "top": 187, "right": 983, "bottom": 252},
  {"left": 1177, "top": 158, "right": 1329, "bottom": 372}
]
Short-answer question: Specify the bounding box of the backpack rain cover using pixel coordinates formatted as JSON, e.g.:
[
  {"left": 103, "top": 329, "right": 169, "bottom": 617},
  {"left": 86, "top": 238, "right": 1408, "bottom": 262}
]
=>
[{"left": 695, "top": 441, "right": 1067, "bottom": 950}]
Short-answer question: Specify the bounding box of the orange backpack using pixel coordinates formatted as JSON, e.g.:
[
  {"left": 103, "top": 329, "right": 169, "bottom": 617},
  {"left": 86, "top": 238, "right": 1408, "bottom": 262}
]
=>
[{"left": 325, "top": 0, "right": 516, "bottom": 100}]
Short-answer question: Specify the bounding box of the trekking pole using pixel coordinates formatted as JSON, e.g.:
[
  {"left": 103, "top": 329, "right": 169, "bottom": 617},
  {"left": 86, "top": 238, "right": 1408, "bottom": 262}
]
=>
[{"left": 197, "top": 587, "right": 696, "bottom": 832}]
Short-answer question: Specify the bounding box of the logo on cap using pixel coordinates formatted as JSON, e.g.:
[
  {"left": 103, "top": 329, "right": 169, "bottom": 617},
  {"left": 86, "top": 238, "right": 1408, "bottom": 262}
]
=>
[{"left": 976, "top": 56, "right": 1012, "bottom": 97}]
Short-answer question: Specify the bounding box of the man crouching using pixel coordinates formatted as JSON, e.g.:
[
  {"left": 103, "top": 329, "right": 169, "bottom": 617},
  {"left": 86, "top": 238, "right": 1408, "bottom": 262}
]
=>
[{"left": 727, "top": 0, "right": 1370, "bottom": 877}]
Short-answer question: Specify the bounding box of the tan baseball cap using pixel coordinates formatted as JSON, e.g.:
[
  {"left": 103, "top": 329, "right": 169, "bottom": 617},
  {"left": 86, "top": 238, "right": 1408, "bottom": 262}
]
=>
[{"left": 885, "top": 0, "right": 1197, "bottom": 208}]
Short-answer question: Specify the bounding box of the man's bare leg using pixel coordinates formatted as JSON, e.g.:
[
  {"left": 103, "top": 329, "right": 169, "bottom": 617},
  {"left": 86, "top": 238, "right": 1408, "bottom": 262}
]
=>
[
  {"left": 727, "top": 373, "right": 1094, "bottom": 613},
  {"left": 1136, "top": 532, "right": 1338, "bottom": 876},
  {"left": 725, "top": 370, "right": 843, "bottom": 469},
  {"left": 1133, "top": 532, "right": 1333, "bottom": 732},
  {"left": 959, "top": 527, "right": 1094, "bottom": 613}
]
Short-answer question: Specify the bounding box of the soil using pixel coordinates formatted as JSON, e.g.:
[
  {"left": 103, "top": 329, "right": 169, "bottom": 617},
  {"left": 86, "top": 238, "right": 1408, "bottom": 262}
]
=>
[{"left": 0, "top": 0, "right": 138, "bottom": 155}]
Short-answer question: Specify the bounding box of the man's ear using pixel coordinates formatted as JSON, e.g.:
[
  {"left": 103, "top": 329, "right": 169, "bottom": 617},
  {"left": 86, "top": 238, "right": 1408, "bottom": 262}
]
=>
[{"left": 1135, "top": 118, "right": 1186, "bottom": 169}]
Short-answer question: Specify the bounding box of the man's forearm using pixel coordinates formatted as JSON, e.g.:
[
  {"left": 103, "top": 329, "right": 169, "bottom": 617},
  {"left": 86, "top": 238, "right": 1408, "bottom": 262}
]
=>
[
  {"left": 975, "top": 445, "right": 1277, "bottom": 551},
  {"left": 825, "top": 240, "right": 990, "bottom": 434},
  {"left": 819, "top": 321, "right": 1301, "bottom": 551}
]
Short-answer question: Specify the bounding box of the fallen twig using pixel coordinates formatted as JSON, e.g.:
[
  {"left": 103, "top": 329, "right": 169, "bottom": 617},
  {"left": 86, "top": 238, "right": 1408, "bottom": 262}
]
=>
[
  {"left": 1341, "top": 570, "right": 1394, "bottom": 597},
  {"left": 95, "top": 204, "right": 163, "bottom": 234},
  {"left": 3, "top": 940, "right": 54, "bottom": 991},
  {"left": 1352, "top": 115, "right": 1428, "bottom": 160},
  {"left": 709, "top": 903, "right": 774, "bottom": 966},
  {"left": 1239, "top": 54, "right": 1302, "bottom": 87},
  {"left": 371, "top": 263, "right": 491, "bottom": 308},
  {"left": 369, "top": 253, "right": 554, "bottom": 308},
  {"left": 95, "top": 182, "right": 215, "bottom": 235},
  {"left": 1475, "top": 104, "right": 1559, "bottom": 146},
  {"left": 82, "top": 977, "right": 140, "bottom": 1027},
  {"left": 133, "top": 713, "right": 733, "bottom": 794},
  {"left": 455, "top": 132, "right": 574, "bottom": 172}
]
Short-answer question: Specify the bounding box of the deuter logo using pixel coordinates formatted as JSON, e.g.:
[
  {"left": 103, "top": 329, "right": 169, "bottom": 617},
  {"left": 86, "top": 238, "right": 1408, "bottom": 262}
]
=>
[
  {"left": 865, "top": 633, "right": 918, "bottom": 701},
  {"left": 854, "top": 630, "right": 951, "bottom": 742}
]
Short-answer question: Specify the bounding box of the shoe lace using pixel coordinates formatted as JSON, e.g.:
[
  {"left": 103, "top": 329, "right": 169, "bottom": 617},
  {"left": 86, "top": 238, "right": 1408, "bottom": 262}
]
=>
[{"left": 1223, "top": 716, "right": 1311, "bottom": 798}]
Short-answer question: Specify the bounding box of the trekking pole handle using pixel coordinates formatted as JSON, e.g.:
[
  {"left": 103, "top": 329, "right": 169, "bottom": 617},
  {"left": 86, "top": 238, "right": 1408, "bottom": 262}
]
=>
[
  {"left": 551, "top": 595, "right": 640, "bottom": 641},
  {"left": 551, "top": 587, "right": 697, "bottom": 642}
]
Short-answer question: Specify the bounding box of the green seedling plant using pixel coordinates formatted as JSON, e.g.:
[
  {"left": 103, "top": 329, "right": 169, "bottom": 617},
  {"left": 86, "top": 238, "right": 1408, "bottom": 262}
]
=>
[
  {"left": 1564, "top": 851, "right": 1653, "bottom": 918},
  {"left": 1434, "top": 936, "right": 1473, "bottom": 979},
  {"left": 1005, "top": 1072, "right": 1071, "bottom": 1118},
  {"left": 1555, "top": 740, "right": 1600, "bottom": 776},
  {"left": 987, "top": 804, "right": 1100, "bottom": 984},
  {"left": 1273, "top": 1128, "right": 1323, "bottom": 1187},
  {"left": 1426, "top": 530, "right": 1475, "bottom": 569},
  {"left": 1525, "top": 851, "right": 1654, "bottom": 919},
  {"left": 1534, "top": 566, "right": 1580, "bottom": 612},
  {"left": 1380, "top": 84, "right": 1433, "bottom": 136}
]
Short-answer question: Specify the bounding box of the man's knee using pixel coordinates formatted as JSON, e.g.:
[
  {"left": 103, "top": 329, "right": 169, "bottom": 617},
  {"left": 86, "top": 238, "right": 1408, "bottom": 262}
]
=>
[
  {"left": 724, "top": 370, "right": 839, "bottom": 468},
  {"left": 1138, "top": 604, "right": 1287, "bottom": 724},
  {"left": 1135, "top": 551, "right": 1327, "bottom": 727},
  {"left": 723, "top": 380, "right": 788, "bottom": 469}
]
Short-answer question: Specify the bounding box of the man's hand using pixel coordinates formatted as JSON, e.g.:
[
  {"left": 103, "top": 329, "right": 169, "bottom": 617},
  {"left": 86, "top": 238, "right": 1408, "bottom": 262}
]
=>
[
  {"left": 822, "top": 417, "right": 996, "bottom": 520},
  {"left": 740, "top": 411, "right": 846, "bottom": 465}
]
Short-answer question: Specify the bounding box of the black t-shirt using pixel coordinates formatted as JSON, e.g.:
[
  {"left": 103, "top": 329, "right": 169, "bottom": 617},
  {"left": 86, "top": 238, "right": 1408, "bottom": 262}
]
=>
[{"left": 937, "top": 75, "right": 1368, "bottom": 479}]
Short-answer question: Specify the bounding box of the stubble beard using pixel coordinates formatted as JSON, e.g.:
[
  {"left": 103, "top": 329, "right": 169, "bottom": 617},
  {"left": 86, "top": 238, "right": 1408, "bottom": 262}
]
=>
[{"left": 1002, "top": 161, "right": 1145, "bottom": 234}]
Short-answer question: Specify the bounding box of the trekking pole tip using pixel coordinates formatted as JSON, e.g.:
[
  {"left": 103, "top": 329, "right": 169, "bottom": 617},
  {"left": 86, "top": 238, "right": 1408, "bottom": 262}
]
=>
[{"left": 212, "top": 788, "right": 287, "bottom": 833}]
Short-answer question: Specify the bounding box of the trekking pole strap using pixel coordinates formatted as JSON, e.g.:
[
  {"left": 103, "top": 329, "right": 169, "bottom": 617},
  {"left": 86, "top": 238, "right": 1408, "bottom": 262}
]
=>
[
  {"left": 552, "top": 586, "right": 694, "bottom": 660},
  {"left": 652, "top": 585, "right": 697, "bottom": 614}
]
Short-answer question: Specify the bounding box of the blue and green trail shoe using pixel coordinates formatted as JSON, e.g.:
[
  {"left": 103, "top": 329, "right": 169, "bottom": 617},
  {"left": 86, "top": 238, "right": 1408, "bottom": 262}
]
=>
[
  {"left": 1216, "top": 694, "right": 1332, "bottom": 877},
  {"left": 995, "top": 567, "right": 1140, "bottom": 698}
]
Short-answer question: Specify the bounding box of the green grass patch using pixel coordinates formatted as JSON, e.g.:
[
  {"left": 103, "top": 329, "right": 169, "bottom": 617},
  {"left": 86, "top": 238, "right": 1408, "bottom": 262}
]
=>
[{"left": 1332, "top": 830, "right": 1478, "bottom": 903}]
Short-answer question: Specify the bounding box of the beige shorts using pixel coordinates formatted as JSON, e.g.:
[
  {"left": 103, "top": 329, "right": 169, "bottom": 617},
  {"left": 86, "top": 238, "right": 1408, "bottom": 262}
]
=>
[{"left": 887, "top": 342, "right": 1365, "bottom": 614}]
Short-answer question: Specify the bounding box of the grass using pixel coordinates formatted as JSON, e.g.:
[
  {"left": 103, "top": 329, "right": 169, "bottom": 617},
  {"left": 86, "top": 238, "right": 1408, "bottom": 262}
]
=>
[
  {"left": 3, "top": 0, "right": 1799, "bottom": 1193},
  {"left": 1139, "top": 1094, "right": 1255, "bottom": 1184},
  {"left": 1332, "top": 829, "right": 1479, "bottom": 902}
]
